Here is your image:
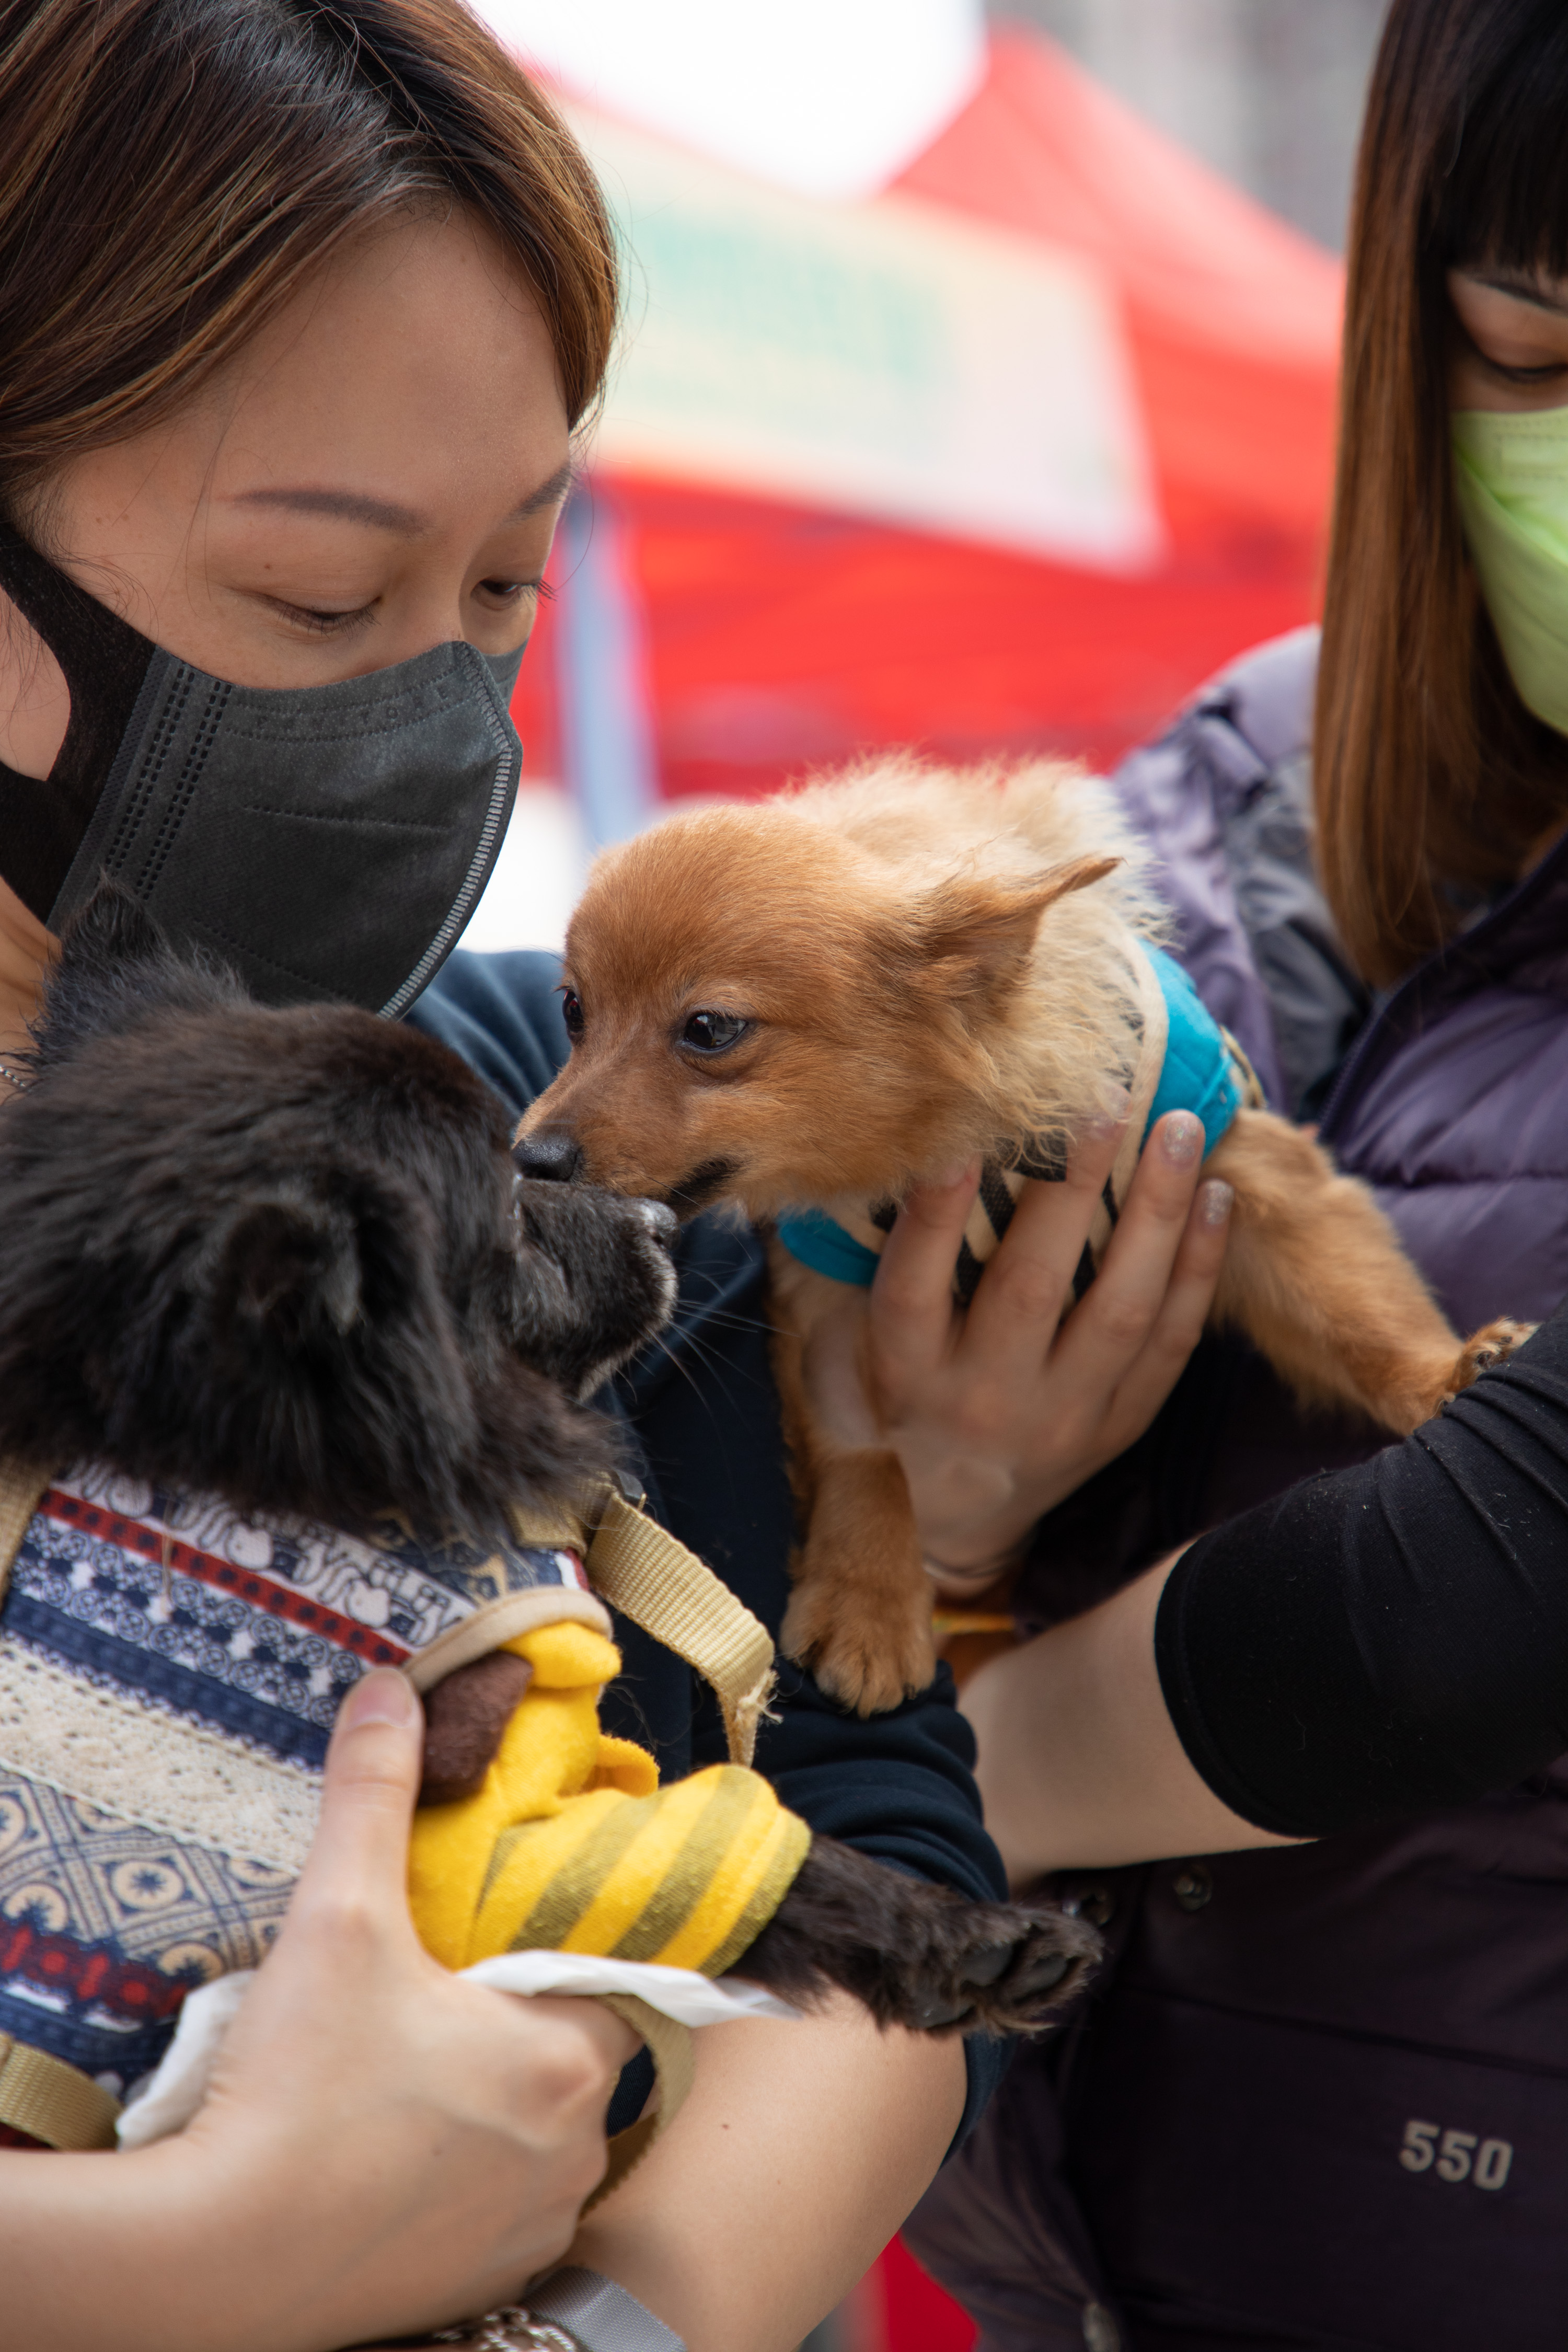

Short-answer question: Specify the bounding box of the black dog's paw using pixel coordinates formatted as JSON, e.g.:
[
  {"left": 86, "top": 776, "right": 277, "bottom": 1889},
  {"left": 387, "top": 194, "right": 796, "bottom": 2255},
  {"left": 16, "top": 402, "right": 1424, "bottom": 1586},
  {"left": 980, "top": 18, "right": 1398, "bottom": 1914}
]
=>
[
  {"left": 735, "top": 1835, "right": 1100, "bottom": 2036},
  {"left": 894, "top": 1906, "right": 1097, "bottom": 2033},
  {"left": 509, "top": 1175, "right": 678, "bottom": 1398}
]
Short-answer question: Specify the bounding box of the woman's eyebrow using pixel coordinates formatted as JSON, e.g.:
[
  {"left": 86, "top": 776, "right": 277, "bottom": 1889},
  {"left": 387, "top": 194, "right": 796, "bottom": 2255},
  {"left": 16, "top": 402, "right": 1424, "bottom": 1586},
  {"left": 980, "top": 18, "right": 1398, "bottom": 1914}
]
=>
[
  {"left": 232, "top": 485, "right": 426, "bottom": 532},
  {"left": 230, "top": 459, "right": 576, "bottom": 534},
  {"left": 504, "top": 459, "right": 575, "bottom": 520}
]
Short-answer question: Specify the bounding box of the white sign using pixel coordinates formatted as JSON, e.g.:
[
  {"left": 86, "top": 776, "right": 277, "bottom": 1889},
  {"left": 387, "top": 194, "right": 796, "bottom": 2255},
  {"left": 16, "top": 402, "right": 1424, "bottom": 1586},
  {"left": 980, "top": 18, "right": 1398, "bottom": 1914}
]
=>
[{"left": 573, "top": 108, "right": 1165, "bottom": 571}]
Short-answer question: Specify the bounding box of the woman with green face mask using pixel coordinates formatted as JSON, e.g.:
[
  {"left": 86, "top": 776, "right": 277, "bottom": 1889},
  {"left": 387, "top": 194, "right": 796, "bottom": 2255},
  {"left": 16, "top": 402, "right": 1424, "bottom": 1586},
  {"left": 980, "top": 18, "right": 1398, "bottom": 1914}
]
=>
[
  {"left": 1451, "top": 302, "right": 1568, "bottom": 742},
  {"left": 894, "top": 3, "right": 1568, "bottom": 2347}
]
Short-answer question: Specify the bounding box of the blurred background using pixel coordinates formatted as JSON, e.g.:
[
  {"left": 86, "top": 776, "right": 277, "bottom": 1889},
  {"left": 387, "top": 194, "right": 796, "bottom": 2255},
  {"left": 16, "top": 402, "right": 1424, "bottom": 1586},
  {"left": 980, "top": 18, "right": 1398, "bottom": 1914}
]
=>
[
  {"left": 462, "top": 1, "right": 1384, "bottom": 2340},
  {"left": 463, "top": 0, "right": 1386, "bottom": 973}
]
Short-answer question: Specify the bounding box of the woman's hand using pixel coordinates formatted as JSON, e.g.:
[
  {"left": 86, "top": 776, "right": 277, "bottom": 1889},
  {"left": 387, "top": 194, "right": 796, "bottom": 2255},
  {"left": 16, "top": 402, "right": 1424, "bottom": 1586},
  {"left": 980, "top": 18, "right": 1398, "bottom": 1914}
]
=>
[
  {"left": 803, "top": 1109, "right": 1232, "bottom": 1589},
  {"left": 6, "top": 1667, "right": 637, "bottom": 2352}
]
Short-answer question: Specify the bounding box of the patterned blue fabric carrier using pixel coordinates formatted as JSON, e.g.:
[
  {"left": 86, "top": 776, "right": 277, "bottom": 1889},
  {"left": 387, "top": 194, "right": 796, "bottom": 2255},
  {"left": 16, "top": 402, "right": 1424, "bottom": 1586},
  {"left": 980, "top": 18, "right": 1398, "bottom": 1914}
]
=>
[{"left": 0, "top": 1466, "right": 593, "bottom": 2109}]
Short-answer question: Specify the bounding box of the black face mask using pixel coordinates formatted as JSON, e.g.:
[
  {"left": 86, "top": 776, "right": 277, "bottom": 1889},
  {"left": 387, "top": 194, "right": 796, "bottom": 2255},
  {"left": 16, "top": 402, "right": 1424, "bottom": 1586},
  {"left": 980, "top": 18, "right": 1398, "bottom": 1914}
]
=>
[{"left": 0, "top": 529, "right": 524, "bottom": 1014}]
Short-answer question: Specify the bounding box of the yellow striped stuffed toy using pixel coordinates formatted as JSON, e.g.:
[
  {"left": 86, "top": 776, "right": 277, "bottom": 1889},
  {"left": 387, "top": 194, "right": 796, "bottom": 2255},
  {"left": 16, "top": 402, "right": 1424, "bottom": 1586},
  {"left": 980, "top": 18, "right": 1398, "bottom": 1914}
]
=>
[
  {"left": 405, "top": 1484, "right": 811, "bottom": 1989},
  {"left": 410, "top": 1620, "right": 808, "bottom": 1982}
]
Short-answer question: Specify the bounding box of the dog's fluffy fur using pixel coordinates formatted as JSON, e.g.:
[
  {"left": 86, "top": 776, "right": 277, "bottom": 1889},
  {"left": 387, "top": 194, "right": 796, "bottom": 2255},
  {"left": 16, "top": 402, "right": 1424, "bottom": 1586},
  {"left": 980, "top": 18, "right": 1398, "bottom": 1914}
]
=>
[
  {"left": 518, "top": 755, "right": 1530, "bottom": 1711},
  {"left": 0, "top": 884, "right": 1096, "bottom": 2034},
  {"left": 0, "top": 886, "right": 675, "bottom": 1537}
]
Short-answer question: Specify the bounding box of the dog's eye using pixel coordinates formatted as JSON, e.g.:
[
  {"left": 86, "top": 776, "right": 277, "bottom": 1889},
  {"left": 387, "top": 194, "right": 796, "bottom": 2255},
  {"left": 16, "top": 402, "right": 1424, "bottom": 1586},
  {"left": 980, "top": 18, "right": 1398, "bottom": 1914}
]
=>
[
  {"left": 560, "top": 989, "right": 585, "bottom": 1041},
  {"left": 681, "top": 1010, "right": 751, "bottom": 1055}
]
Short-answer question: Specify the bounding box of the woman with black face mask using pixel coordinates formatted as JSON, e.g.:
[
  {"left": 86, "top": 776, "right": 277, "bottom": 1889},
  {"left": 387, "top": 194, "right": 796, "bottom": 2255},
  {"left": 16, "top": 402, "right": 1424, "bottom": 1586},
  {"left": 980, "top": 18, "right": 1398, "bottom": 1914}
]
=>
[
  {"left": 0, "top": 3, "right": 1247, "bottom": 2345},
  {"left": 0, "top": 7, "right": 650, "bottom": 2343}
]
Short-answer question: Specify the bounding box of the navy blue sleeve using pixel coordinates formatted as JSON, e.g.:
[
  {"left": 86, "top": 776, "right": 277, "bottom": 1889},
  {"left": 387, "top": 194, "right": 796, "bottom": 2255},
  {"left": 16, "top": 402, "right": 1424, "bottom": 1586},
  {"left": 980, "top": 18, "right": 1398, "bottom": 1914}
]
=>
[
  {"left": 410, "top": 948, "right": 1010, "bottom": 2143},
  {"left": 406, "top": 946, "right": 573, "bottom": 1107}
]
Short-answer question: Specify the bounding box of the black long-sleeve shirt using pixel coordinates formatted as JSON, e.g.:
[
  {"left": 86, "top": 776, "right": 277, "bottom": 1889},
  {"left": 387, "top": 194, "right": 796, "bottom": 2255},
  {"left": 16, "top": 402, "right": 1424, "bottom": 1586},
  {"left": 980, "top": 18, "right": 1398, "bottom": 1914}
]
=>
[{"left": 1157, "top": 1302, "right": 1568, "bottom": 1837}]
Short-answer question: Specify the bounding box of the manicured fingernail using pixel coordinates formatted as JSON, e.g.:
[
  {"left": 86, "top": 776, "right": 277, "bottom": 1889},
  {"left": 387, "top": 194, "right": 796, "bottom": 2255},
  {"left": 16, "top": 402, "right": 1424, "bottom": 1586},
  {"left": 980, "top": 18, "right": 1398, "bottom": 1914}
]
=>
[
  {"left": 1159, "top": 1112, "right": 1203, "bottom": 1167},
  {"left": 1083, "top": 1083, "right": 1130, "bottom": 1144},
  {"left": 341, "top": 1668, "right": 419, "bottom": 1731},
  {"left": 1200, "top": 1179, "right": 1233, "bottom": 1226}
]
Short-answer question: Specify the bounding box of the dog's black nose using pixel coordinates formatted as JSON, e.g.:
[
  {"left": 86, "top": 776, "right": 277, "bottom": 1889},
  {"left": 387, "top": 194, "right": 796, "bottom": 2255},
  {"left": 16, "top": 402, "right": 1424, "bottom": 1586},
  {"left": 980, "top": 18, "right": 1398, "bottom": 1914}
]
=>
[{"left": 513, "top": 1127, "right": 583, "bottom": 1183}]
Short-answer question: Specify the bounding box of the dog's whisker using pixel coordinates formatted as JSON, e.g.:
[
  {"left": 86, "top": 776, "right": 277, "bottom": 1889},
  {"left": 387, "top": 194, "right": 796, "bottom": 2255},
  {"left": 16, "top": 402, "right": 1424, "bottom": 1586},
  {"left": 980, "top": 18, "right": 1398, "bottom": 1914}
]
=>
[{"left": 633, "top": 1329, "right": 713, "bottom": 1402}]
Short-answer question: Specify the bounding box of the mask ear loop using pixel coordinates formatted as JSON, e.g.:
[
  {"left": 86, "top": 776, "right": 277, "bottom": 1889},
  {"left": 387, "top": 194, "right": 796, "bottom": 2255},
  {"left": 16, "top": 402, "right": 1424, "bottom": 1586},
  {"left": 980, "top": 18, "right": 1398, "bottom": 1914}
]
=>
[{"left": 0, "top": 526, "right": 156, "bottom": 923}]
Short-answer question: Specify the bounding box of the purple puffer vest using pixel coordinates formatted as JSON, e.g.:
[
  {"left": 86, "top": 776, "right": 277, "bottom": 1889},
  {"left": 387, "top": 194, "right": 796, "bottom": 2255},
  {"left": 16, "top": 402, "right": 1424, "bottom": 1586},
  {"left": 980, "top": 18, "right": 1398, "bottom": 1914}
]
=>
[{"left": 907, "top": 631, "right": 1568, "bottom": 2352}]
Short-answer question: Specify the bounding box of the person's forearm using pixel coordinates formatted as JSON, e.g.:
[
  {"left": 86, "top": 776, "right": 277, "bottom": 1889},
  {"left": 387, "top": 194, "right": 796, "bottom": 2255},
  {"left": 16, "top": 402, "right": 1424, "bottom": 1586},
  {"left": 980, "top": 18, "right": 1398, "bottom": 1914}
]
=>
[
  {"left": 961, "top": 1552, "right": 1298, "bottom": 1883},
  {"left": 563, "top": 1995, "right": 967, "bottom": 2352},
  {"left": 1, "top": 2142, "right": 211, "bottom": 2350}
]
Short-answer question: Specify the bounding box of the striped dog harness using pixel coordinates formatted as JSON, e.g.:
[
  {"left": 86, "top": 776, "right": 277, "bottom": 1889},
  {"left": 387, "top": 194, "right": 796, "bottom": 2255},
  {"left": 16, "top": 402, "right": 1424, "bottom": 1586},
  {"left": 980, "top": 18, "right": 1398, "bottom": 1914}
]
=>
[
  {"left": 777, "top": 942, "right": 1262, "bottom": 1305},
  {"left": 0, "top": 1459, "right": 797, "bottom": 2165}
]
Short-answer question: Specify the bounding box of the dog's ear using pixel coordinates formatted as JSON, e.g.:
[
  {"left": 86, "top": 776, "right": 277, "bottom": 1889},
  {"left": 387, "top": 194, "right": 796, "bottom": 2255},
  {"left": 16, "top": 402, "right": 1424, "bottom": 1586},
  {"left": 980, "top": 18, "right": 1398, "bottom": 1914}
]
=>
[
  {"left": 56, "top": 878, "right": 168, "bottom": 975},
  {"left": 216, "top": 1189, "right": 362, "bottom": 1347},
  {"left": 911, "top": 856, "right": 1120, "bottom": 1002},
  {"left": 35, "top": 879, "right": 243, "bottom": 1070},
  {"left": 186, "top": 1169, "right": 489, "bottom": 1527}
]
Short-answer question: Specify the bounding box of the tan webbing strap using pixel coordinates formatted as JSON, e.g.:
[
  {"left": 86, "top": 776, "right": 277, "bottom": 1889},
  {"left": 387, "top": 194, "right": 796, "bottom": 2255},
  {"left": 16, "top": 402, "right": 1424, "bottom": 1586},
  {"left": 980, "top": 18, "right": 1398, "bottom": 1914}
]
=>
[
  {"left": 585, "top": 1992, "right": 696, "bottom": 2212},
  {"left": 0, "top": 1461, "right": 49, "bottom": 1607},
  {"left": 584, "top": 1490, "right": 777, "bottom": 1770},
  {"left": 505, "top": 1500, "right": 591, "bottom": 1557},
  {"left": 0, "top": 2032, "right": 120, "bottom": 2151},
  {"left": 406, "top": 1584, "right": 612, "bottom": 1694}
]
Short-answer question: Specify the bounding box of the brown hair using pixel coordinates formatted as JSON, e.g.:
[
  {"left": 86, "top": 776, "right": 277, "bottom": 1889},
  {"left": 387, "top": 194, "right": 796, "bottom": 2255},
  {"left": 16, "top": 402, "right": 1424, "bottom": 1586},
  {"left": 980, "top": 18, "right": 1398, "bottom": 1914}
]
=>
[
  {"left": 0, "top": 0, "right": 618, "bottom": 505},
  {"left": 1316, "top": 0, "right": 1568, "bottom": 986}
]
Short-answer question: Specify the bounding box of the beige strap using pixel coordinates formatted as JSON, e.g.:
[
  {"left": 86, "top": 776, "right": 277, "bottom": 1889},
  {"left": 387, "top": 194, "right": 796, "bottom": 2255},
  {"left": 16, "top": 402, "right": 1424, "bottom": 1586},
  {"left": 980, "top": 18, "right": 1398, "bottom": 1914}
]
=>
[
  {"left": 585, "top": 1992, "right": 697, "bottom": 2212},
  {"left": 406, "top": 1584, "right": 612, "bottom": 1695},
  {"left": 584, "top": 1489, "right": 777, "bottom": 1770},
  {"left": 505, "top": 1500, "right": 592, "bottom": 1557},
  {"left": 0, "top": 1461, "right": 49, "bottom": 1608},
  {"left": 0, "top": 2031, "right": 120, "bottom": 2151},
  {"left": 1221, "top": 1021, "right": 1267, "bottom": 1112}
]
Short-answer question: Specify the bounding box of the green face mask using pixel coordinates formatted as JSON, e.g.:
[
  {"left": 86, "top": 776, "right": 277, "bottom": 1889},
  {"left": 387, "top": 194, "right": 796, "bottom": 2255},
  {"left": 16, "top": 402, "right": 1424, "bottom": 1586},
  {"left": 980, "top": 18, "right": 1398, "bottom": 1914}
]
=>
[{"left": 1453, "top": 405, "right": 1568, "bottom": 735}]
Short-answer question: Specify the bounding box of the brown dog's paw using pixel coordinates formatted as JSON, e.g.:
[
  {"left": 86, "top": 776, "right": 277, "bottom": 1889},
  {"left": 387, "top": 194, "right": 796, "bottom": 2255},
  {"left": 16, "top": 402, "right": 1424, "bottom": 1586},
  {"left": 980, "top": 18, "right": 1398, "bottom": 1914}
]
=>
[
  {"left": 1446, "top": 1317, "right": 1536, "bottom": 1400},
  {"left": 781, "top": 1579, "right": 937, "bottom": 1716}
]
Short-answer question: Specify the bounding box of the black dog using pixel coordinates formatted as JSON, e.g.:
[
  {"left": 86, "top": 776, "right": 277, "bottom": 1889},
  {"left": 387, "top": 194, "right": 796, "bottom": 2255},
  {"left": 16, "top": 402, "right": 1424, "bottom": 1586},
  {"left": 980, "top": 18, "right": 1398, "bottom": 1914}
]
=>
[{"left": 0, "top": 887, "right": 1097, "bottom": 2035}]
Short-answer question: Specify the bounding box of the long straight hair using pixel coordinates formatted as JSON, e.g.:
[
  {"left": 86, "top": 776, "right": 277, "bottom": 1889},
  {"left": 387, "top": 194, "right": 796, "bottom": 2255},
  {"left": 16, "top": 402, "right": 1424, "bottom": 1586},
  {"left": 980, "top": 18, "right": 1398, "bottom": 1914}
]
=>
[
  {"left": 0, "top": 0, "right": 618, "bottom": 505},
  {"left": 1316, "top": 0, "right": 1568, "bottom": 986}
]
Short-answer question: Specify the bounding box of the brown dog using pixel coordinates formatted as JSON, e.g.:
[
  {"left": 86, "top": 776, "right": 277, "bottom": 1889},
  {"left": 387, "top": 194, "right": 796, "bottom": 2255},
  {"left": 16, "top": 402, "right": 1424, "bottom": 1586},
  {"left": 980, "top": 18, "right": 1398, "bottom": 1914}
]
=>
[{"left": 516, "top": 757, "right": 1528, "bottom": 1713}]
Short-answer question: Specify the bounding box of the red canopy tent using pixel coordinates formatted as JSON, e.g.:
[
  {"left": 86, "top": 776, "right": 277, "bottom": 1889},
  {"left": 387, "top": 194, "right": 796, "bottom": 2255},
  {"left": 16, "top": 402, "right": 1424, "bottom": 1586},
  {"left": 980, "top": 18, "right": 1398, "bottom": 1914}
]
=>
[{"left": 511, "top": 26, "right": 1343, "bottom": 803}]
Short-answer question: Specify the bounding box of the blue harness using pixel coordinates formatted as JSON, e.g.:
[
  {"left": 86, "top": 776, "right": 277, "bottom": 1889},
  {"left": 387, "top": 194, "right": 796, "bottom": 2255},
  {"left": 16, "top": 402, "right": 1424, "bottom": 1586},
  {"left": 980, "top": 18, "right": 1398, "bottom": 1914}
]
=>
[{"left": 776, "top": 946, "right": 1246, "bottom": 1288}]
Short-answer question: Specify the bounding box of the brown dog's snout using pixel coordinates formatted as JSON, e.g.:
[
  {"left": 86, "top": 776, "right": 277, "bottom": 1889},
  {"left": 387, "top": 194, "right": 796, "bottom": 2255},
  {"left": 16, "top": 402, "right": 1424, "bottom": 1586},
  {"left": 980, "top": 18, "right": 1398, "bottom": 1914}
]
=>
[{"left": 512, "top": 1125, "right": 582, "bottom": 1183}]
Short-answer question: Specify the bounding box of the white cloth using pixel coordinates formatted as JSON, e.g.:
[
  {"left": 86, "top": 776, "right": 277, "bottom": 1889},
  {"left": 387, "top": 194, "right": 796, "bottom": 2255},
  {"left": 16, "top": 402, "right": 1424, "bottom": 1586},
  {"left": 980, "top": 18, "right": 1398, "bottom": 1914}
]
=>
[{"left": 117, "top": 1953, "right": 797, "bottom": 2149}]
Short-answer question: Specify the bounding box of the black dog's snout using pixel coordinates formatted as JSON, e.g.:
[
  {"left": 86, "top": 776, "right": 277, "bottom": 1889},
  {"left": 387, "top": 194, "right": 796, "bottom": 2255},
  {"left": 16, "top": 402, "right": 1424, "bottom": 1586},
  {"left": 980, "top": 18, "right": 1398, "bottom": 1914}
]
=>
[
  {"left": 513, "top": 1127, "right": 583, "bottom": 1183},
  {"left": 633, "top": 1198, "right": 679, "bottom": 1248}
]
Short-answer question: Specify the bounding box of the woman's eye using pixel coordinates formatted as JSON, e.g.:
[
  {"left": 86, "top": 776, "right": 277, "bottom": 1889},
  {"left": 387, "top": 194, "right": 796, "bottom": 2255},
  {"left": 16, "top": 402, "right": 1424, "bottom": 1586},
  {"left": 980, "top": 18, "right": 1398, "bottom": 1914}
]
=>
[
  {"left": 1489, "top": 357, "right": 1568, "bottom": 385},
  {"left": 479, "top": 577, "right": 551, "bottom": 607},
  {"left": 560, "top": 988, "right": 585, "bottom": 1040},
  {"left": 275, "top": 599, "right": 376, "bottom": 636},
  {"left": 681, "top": 1009, "right": 750, "bottom": 1054}
]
